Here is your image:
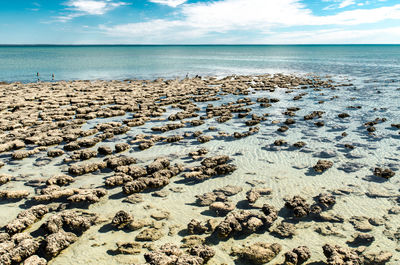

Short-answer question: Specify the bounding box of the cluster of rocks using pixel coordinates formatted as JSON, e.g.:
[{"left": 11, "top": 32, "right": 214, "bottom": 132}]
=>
[
  {"left": 215, "top": 204, "right": 278, "bottom": 238},
  {"left": 33, "top": 186, "right": 107, "bottom": 203},
  {"left": 144, "top": 243, "right": 215, "bottom": 265},
  {"left": 0, "top": 208, "right": 98, "bottom": 263},
  {"left": 184, "top": 155, "right": 237, "bottom": 182},
  {"left": 284, "top": 193, "right": 336, "bottom": 219},
  {"left": 121, "top": 157, "right": 183, "bottom": 194}
]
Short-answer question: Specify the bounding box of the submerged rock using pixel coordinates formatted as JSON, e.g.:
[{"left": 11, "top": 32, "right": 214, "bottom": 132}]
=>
[{"left": 232, "top": 242, "right": 281, "bottom": 264}]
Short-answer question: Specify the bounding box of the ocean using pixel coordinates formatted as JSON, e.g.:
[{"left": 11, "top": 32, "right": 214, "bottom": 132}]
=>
[{"left": 0, "top": 45, "right": 399, "bottom": 82}]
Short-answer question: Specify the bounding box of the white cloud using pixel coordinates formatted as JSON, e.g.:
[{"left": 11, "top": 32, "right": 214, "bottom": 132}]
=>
[
  {"left": 148, "top": 0, "right": 187, "bottom": 7},
  {"left": 339, "top": 0, "right": 356, "bottom": 8},
  {"left": 57, "top": 0, "right": 129, "bottom": 22},
  {"left": 261, "top": 26, "right": 400, "bottom": 44},
  {"left": 99, "top": 0, "right": 400, "bottom": 43}
]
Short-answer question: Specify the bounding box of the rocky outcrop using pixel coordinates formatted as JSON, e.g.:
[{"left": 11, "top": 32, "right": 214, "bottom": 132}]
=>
[
  {"left": 5, "top": 205, "right": 48, "bottom": 234},
  {"left": 322, "top": 244, "right": 362, "bottom": 265},
  {"left": 184, "top": 155, "right": 237, "bottom": 182},
  {"left": 232, "top": 242, "right": 281, "bottom": 264},
  {"left": 284, "top": 246, "right": 311, "bottom": 265},
  {"left": 313, "top": 160, "right": 333, "bottom": 173},
  {"left": 215, "top": 206, "right": 277, "bottom": 238},
  {"left": 144, "top": 243, "right": 215, "bottom": 265},
  {"left": 44, "top": 210, "right": 99, "bottom": 234},
  {"left": 111, "top": 210, "right": 134, "bottom": 229}
]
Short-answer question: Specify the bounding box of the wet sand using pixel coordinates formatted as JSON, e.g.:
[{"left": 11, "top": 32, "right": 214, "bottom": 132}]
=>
[{"left": 0, "top": 74, "right": 399, "bottom": 265}]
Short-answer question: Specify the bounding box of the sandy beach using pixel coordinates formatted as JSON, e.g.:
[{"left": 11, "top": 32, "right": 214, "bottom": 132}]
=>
[{"left": 0, "top": 74, "right": 399, "bottom": 265}]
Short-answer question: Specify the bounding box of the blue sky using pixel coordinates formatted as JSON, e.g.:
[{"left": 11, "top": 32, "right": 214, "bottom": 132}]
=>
[{"left": 1, "top": 0, "right": 400, "bottom": 44}]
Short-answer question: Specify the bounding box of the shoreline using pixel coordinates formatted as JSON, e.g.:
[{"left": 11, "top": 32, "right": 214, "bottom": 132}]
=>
[{"left": 0, "top": 74, "right": 398, "bottom": 265}]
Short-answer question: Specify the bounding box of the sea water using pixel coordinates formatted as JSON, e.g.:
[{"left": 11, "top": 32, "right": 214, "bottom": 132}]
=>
[{"left": 0, "top": 45, "right": 400, "bottom": 82}]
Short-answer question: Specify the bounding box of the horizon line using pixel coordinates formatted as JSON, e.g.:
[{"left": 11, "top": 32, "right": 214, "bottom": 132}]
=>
[{"left": 0, "top": 43, "right": 399, "bottom": 46}]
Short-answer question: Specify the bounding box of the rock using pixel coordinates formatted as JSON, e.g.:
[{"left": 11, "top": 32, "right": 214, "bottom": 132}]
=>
[
  {"left": 165, "top": 135, "right": 184, "bottom": 143},
  {"left": 115, "top": 143, "right": 130, "bottom": 153},
  {"left": 67, "top": 188, "right": 107, "bottom": 203},
  {"left": 98, "top": 145, "right": 112, "bottom": 155},
  {"left": 201, "top": 155, "right": 229, "bottom": 168},
  {"left": 69, "top": 149, "right": 98, "bottom": 160},
  {"left": 322, "top": 244, "right": 362, "bottom": 265},
  {"left": 233, "top": 242, "right": 281, "bottom": 264},
  {"left": 189, "top": 245, "right": 215, "bottom": 262},
  {"left": 151, "top": 211, "right": 170, "bottom": 221},
  {"left": 105, "top": 155, "right": 136, "bottom": 169},
  {"left": 347, "top": 233, "right": 375, "bottom": 246},
  {"left": 338, "top": 113, "right": 350, "bottom": 118},
  {"left": 246, "top": 187, "right": 272, "bottom": 204},
  {"left": 350, "top": 216, "right": 373, "bottom": 232},
  {"left": 271, "top": 222, "right": 296, "bottom": 238},
  {"left": 0, "top": 190, "right": 30, "bottom": 200},
  {"left": 195, "top": 191, "right": 228, "bottom": 206},
  {"left": 313, "top": 160, "right": 333, "bottom": 173},
  {"left": 189, "top": 148, "right": 208, "bottom": 160},
  {"left": 152, "top": 190, "right": 168, "bottom": 198},
  {"left": 46, "top": 175, "right": 74, "bottom": 186},
  {"left": 1, "top": 233, "right": 41, "bottom": 264},
  {"left": 23, "top": 255, "right": 47, "bottom": 265},
  {"left": 209, "top": 201, "right": 235, "bottom": 216},
  {"left": 44, "top": 210, "right": 98, "bottom": 234},
  {"left": 142, "top": 243, "right": 214, "bottom": 265},
  {"left": 47, "top": 149, "right": 65, "bottom": 157},
  {"left": 147, "top": 157, "right": 170, "bottom": 174},
  {"left": 135, "top": 228, "right": 163, "bottom": 242},
  {"left": 316, "top": 193, "right": 336, "bottom": 209},
  {"left": 274, "top": 139, "right": 287, "bottom": 146},
  {"left": 187, "top": 219, "right": 216, "bottom": 235},
  {"left": 284, "top": 196, "right": 310, "bottom": 218},
  {"left": 181, "top": 235, "right": 205, "bottom": 248},
  {"left": 293, "top": 141, "right": 306, "bottom": 148},
  {"left": 68, "top": 161, "right": 107, "bottom": 175},
  {"left": 373, "top": 168, "right": 395, "bottom": 179},
  {"left": 315, "top": 223, "right": 345, "bottom": 238},
  {"left": 197, "top": 135, "right": 213, "bottom": 143},
  {"left": 214, "top": 185, "right": 243, "bottom": 196},
  {"left": 362, "top": 251, "right": 392, "bottom": 265},
  {"left": 105, "top": 173, "right": 133, "bottom": 187},
  {"left": 5, "top": 205, "right": 49, "bottom": 234},
  {"left": 216, "top": 208, "right": 277, "bottom": 238},
  {"left": 123, "top": 176, "right": 170, "bottom": 194},
  {"left": 123, "top": 194, "right": 143, "bottom": 204},
  {"left": 317, "top": 212, "right": 345, "bottom": 223},
  {"left": 45, "top": 230, "right": 78, "bottom": 257},
  {"left": 0, "top": 174, "right": 12, "bottom": 185},
  {"left": 284, "top": 246, "right": 311, "bottom": 265},
  {"left": 112, "top": 210, "right": 133, "bottom": 229},
  {"left": 115, "top": 242, "right": 141, "bottom": 254},
  {"left": 278, "top": 126, "right": 289, "bottom": 132}
]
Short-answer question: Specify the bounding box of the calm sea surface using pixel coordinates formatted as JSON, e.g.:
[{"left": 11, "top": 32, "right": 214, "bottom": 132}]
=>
[{"left": 0, "top": 45, "right": 399, "bottom": 82}]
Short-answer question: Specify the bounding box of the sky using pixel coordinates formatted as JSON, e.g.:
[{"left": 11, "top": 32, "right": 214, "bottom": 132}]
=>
[{"left": 0, "top": 0, "right": 400, "bottom": 44}]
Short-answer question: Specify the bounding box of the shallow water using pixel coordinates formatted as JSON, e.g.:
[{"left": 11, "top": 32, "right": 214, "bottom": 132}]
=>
[{"left": 0, "top": 73, "right": 399, "bottom": 264}]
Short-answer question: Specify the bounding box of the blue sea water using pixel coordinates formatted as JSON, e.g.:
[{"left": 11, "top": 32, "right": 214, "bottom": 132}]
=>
[{"left": 0, "top": 45, "right": 399, "bottom": 82}]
